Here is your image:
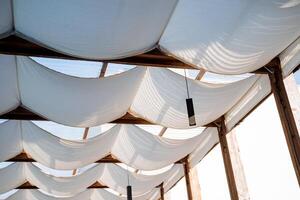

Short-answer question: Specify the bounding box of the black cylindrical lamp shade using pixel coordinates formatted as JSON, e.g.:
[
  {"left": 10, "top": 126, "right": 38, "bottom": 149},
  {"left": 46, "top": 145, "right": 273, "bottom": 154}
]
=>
[
  {"left": 127, "top": 185, "right": 132, "bottom": 200},
  {"left": 186, "top": 98, "right": 196, "bottom": 126}
]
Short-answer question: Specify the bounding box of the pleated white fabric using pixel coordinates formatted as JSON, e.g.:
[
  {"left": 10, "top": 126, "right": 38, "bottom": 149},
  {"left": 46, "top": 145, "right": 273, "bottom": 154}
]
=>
[
  {"left": 281, "top": 37, "right": 300, "bottom": 77},
  {"left": 0, "top": 0, "right": 13, "bottom": 38},
  {"left": 130, "top": 68, "right": 257, "bottom": 128},
  {"left": 0, "top": 162, "right": 177, "bottom": 196},
  {"left": 0, "top": 120, "right": 22, "bottom": 162},
  {"left": 17, "top": 57, "right": 146, "bottom": 127},
  {"left": 0, "top": 55, "right": 20, "bottom": 115},
  {"left": 6, "top": 189, "right": 159, "bottom": 200},
  {"left": 112, "top": 125, "right": 202, "bottom": 169},
  {"left": 188, "top": 127, "right": 219, "bottom": 167},
  {"left": 22, "top": 121, "right": 116, "bottom": 170},
  {"left": 7, "top": 190, "right": 92, "bottom": 200},
  {"left": 225, "top": 75, "right": 271, "bottom": 131},
  {"left": 13, "top": 0, "right": 177, "bottom": 59},
  {"left": 0, "top": 55, "right": 261, "bottom": 128},
  {"left": 1, "top": 1, "right": 300, "bottom": 75},
  {"left": 0, "top": 120, "right": 204, "bottom": 170},
  {"left": 160, "top": 0, "right": 300, "bottom": 74},
  {"left": 0, "top": 163, "right": 26, "bottom": 194}
]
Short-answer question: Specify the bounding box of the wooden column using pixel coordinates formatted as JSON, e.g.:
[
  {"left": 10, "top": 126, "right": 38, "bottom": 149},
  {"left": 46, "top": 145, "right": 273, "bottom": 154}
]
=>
[
  {"left": 267, "top": 58, "right": 300, "bottom": 185},
  {"left": 183, "top": 159, "right": 193, "bottom": 200},
  {"left": 227, "top": 130, "right": 250, "bottom": 200},
  {"left": 160, "top": 183, "right": 165, "bottom": 200},
  {"left": 189, "top": 167, "right": 202, "bottom": 200},
  {"left": 217, "top": 118, "right": 239, "bottom": 200}
]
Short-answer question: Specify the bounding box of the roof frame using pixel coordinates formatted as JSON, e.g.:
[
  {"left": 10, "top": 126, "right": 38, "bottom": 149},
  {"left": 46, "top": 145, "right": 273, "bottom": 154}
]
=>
[
  {"left": 0, "top": 34, "right": 270, "bottom": 74},
  {"left": 0, "top": 35, "right": 192, "bottom": 69}
]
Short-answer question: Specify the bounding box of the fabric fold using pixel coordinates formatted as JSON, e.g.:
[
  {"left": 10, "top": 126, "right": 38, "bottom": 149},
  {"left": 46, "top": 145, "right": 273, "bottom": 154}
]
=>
[
  {"left": 159, "top": 0, "right": 300, "bottom": 74},
  {"left": 130, "top": 68, "right": 258, "bottom": 128},
  {"left": 6, "top": 189, "right": 159, "bottom": 200},
  {"left": 0, "top": 162, "right": 176, "bottom": 197},
  {"left": 0, "top": 120, "right": 204, "bottom": 171},
  {"left": 13, "top": 0, "right": 178, "bottom": 59}
]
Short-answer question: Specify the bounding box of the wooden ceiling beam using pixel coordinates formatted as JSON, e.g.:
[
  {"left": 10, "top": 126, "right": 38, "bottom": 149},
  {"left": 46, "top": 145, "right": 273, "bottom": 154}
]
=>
[
  {"left": 17, "top": 181, "right": 107, "bottom": 189},
  {"left": 7, "top": 153, "right": 121, "bottom": 163},
  {"left": 0, "top": 106, "right": 217, "bottom": 127},
  {"left": 0, "top": 35, "right": 193, "bottom": 69},
  {"left": 0, "top": 106, "right": 151, "bottom": 124},
  {"left": 7, "top": 152, "right": 184, "bottom": 164}
]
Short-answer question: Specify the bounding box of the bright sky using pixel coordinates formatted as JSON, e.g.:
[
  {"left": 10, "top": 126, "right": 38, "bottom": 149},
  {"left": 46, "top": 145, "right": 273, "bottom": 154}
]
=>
[{"left": 0, "top": 59, "right": 300, "bottom": 199}]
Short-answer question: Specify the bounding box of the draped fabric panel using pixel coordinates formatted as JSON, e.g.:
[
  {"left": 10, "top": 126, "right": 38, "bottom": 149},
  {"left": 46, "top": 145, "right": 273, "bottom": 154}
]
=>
[
  {"left": 0, "top": 162, "right": 177, "bottom": 196},
  {"left": 160, "top": 0, "right": 300, "bottom": 74},
  {"left": 130, "top": 68, "right": 257, "bottom": 128},
  {"left": 0, "top": 120, "right": 204, "bottom": 170},
  {"left": 6, "top": 189, "right": 159, "bottom": 200},
  {"left": 22, "top": 120, "right": 116, "bottom": 169},
  {"left": 13, "top": 0, "right": 178, "bottom": 59},
  {"left": 0, "top": 55, "right": 20, "bottom": 115},
  {"left": 0, "top": 1, "right": 299, "bottom": 75},
  {"left": 0, "top": 55, "right": 260, "bottom": 128},
  {"left": 98, "top": 163, "right": 177, "bottom": 196},
  {"left": 7, "top": 190, "right": 93, "bottom": 200},
  {"left": 0, "top": 163, "right": 26, "bottom": 194},
  {"left": 188, "top": 127, "right": 219, "bottom": 167},
  {"left": 225, "top": 75, "right": 271, "bottom": 131},
  {"left": 112, "top": 125, "right": 202, "bottom": 169},
  {"left": 0, "top": 120, "right": 22, "bottom": 162},
  {"left": 0, "top": 0, "right": 13, "bottom": 38},
  {"left": 17, "top": 57, "right": 146, "bottom": 127},
  {"left": 280, "top": 37, "right": 300, "bottom": 77}
]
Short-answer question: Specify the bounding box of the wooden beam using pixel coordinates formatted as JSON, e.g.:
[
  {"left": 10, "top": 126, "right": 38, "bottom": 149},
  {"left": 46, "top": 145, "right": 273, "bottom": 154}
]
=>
[
  {"left": 195, "top": 69, "right": 206, "bottom": 81},
  {"left": 0, "top": 106, "right": 217, "bottom": 127},
  {"left": 0, "top": 35, "right": 193, "bottom": 69},
  {"left": 7, "top": 152, "right": 120, "bottom": 163},
  {"left": 227, "top": 130, "right": 250, "bottom": 199},
  {"left": 183, "top": 158, "right": 193, "bottom": 200},
  {"left": 17, "top": 181, "right": 107, "bottom": 189},
  {"left": 0, "top": 106, "right": 151, "bottom": 124},
  {"left": 82, "top": 127, "right": 90, "bottom": 140},
  {"left": 217, "top": 117, "right": 239, "bottom": 200},
  {"left": 7, "top": 152, "right": 184, "bottom": 164},
  {"left": 267, "top": 58, "right": 300, "bottom": 186},
  {"left": 99, "top": 62, "right": 108, "bottom": 78},
  {"left": 158, "top": 127, "right": 168, "bottom": 137},
  {"left": 160, "top": 183, "right": 165, "bottom": 200},
  {"left": 73, "top": 62, "right": 108, "bottom": 175}
]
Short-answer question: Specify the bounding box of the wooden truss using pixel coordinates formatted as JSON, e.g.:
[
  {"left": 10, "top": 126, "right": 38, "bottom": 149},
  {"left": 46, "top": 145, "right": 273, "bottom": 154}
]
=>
[{"left": 0, "top": 33, "right": 299, "bottom": 200}]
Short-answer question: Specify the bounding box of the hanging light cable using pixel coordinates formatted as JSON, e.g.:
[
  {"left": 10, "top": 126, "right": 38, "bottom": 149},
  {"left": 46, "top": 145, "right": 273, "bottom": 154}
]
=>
[
  {"left": 126, "top": 166, "right": 132, "bottom": 200},
  {"left": 184, "top": 69, "right": 196, "bottom": 126}
]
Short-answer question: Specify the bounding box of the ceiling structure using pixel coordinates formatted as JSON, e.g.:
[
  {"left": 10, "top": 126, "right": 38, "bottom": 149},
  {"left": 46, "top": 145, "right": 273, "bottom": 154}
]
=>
[{"left": 0, "top": 1, "right": 299, "bottom": 200}]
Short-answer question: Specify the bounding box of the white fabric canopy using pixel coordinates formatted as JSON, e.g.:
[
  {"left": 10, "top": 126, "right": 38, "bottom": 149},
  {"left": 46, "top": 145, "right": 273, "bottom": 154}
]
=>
[
  {"left": 225, "top": 75, "right": 271, "bottom": 131},
  {"left": 17, "top": 57, "right": 145, "bottom": 127},
  {"left": 13, "top": 0, "right": 177, "bottom": 59},
  {"left": 1, "top": 0, "right": 299, "bottom": 74},
  {"left": 6, "top": 189, "right": 159, "bottom": 200},
  {"left": 281, "top": 37, "right": 300, "bottom": 76},
  {"left": 188, "top": 127, "right": 219, "bottom": 167},
  {"left": 0, "top": 0, "right": 12, "bottom": 38},
  {"left": 0, "top": 120, "right": 204, "bottom": 170},
  {"left": 0, "top": 55, "right": 259, "bottom": 128},
  {"left": 130, "top": 67, "right": 257, "bottom": 128},
  {"left": 160, "top": 0, "right": 300, "bottom": 74},
  {"left": 0, "top": 162, "right": 177, "bottom": 196},
  {"left": 0, "top": 56, "right": 20, "bottom": 115}
]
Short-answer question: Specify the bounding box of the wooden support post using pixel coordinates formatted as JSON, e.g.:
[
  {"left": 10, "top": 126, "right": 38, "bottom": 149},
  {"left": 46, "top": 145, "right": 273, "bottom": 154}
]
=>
[
  {"left": 217, "top": 118, "right": 239, "bottom": 200},
  {"left": 183, "top": 158, "right": 193, "bottom": 200},
  {"left": 267, "top": 58, "right": 300, "bottom": 185},
  {"left": 160, "top": 183, "right": 165, "bottom": 200}
]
